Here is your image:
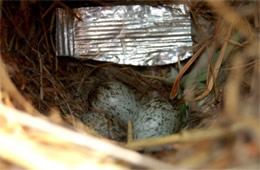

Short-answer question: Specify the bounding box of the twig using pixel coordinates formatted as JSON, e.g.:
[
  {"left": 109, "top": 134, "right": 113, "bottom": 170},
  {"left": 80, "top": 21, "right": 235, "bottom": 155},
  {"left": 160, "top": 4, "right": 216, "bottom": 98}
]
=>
[
  {"left": 126, "top": 121, "right": 258, "bottom": 151},
  {"left": 170, "top": 42, "right": 208, "bottom": 99},
  {"left": 42, "top": 1, "right": 57, "bottom": 18},
  {"left": 38, "top": 52, "right": 44, "bottom": 101},
  {"left": 195, "top": 25, "right": 233, "bottom": 100},
  {"left": 127, "top": 121, "right": 133, "bottom": 144},
  {"left": 40, "top": 8, "right": 52, "bottom": 63}
]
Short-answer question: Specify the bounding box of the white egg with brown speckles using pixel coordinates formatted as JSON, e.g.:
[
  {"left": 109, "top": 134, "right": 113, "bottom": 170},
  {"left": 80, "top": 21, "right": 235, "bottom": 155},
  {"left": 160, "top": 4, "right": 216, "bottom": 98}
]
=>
[
  {"left": 90, "top": 81, "right": 139, "bottom": 126},
  {"left": 81, "top": 112, "right": 126, "bottom": 141},
  {"left": 133, "top": 96, "right": 180, "bottom": 140}
]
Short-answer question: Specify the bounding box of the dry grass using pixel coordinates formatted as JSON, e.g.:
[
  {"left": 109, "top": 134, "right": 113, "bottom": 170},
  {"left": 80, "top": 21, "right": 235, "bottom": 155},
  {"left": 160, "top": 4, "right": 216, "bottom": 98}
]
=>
[{"left": 0, "top": 0, "right": 259, "bottom": 169}]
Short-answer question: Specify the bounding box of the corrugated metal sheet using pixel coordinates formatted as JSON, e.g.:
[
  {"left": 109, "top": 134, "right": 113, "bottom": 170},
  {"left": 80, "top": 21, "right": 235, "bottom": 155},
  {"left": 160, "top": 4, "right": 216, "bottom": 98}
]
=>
[{"left": 56, "top": 4, "right": 193, "bottom": 65}]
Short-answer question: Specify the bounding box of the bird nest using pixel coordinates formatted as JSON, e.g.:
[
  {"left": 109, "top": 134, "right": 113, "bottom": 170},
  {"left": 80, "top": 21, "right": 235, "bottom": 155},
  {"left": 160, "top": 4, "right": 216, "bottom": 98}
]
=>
[{"left": 0, "top": 1, "right": 259, "bottom": 169}]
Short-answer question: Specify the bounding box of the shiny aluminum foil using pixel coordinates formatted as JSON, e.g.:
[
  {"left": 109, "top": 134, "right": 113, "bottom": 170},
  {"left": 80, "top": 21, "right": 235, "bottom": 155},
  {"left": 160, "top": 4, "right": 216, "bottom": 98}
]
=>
[{"left": 56, "top": 4, "right": 193, "bottom": 66}]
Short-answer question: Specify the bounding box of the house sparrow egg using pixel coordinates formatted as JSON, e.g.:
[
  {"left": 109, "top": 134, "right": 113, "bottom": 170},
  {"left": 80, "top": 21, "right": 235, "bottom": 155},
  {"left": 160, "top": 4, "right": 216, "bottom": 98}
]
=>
[
  {"left": 133, "top": 96, "right": 181, "bottom": 140},
  {"left": 81, "top": 112, "right": 126, "bottom": 141},
  {"left": 90, "top": 81, "right": 139, "bottom": 126}
]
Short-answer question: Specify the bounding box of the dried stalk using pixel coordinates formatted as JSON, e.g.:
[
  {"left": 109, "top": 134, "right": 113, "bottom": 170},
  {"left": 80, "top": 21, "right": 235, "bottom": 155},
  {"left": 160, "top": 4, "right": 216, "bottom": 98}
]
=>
[
  {"left": 126, "top": 120, "right": 258, "bottom": 150},
  {"left": 0, "top": 103, "right": 176, "bottom": 169}
]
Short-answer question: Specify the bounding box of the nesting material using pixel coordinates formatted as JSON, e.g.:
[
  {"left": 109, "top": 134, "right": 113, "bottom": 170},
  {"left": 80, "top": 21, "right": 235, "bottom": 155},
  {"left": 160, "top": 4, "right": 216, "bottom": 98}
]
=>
[{"left": 1, "top": 1, "right": 259, "bottom": 169}]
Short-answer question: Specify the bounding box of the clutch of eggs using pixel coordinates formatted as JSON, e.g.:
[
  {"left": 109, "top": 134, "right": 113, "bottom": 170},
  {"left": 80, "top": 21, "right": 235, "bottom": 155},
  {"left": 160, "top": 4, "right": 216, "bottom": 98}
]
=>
[{"left": 85, "top": 80, "right": 181, "bottom": 147}]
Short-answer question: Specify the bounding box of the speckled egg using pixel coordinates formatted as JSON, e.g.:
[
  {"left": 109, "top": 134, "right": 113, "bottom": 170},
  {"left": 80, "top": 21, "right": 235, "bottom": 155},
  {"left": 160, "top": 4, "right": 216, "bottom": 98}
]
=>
[
  {"left": 90, "top": 81, "right": 139, "bottom": 126},
  {"left": 80, "top": 112, "right": 126, "bottom": 141},
  {"left": 133, "top": 95, "right": 180, "bottom": 140}
]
